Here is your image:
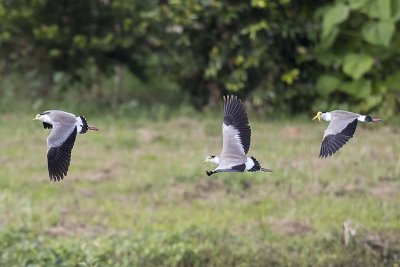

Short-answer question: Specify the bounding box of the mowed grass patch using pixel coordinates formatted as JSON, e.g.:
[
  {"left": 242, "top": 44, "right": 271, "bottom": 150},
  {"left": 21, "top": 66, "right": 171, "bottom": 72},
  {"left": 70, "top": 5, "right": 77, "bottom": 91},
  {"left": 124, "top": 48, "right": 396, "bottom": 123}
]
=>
[{"left": 0, "top": 113, "right": 399, "bottom": 266}]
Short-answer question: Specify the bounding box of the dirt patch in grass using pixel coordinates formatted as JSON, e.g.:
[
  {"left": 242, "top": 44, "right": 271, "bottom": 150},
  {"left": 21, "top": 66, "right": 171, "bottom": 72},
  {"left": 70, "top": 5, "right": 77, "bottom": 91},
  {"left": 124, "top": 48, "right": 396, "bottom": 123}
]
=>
[
  {"left": 45, "top": 225, "right": 75, "bottom": 237},
  {"left": 78, "top": 188, "right": 96, "bottom": 198},
  {"left": 137, "top": 128, "right": 162, "bottom": 143},
  {"left": 370, "top": 180, "right": 399, "bottom": 199},
  {"left": 330, "top": 178, "right": 366, "bottom": 197},
  {"left": 71, "top": 167, "right": 115, "bottom": 182},
  {"left": 283, "top": 126, "right": 301, "bottom": 138},
  {"left": 269, "top": 219, "right": 313, "bottom": 236},
  {"left": 305, "top": 178, "right": 367, "bottom": 197},
  {"left": 166, "top": 179, "right": 226, "bottom": 203},
  {"left": 354, "top": 231, "right": 400, "bottom": 259},
  {"left": 87, "top": 168, "right": 114, "bottom": 182}
]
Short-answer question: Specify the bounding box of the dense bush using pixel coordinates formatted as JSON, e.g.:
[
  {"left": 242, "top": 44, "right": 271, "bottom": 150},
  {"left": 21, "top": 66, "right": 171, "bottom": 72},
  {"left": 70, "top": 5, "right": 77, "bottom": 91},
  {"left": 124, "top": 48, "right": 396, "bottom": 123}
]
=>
[
  {"left": 0, "top": 0, "right": 399, "bottom": 115},
  {"left": 312, "top": 0, "right": 400, "bottom": 117}
]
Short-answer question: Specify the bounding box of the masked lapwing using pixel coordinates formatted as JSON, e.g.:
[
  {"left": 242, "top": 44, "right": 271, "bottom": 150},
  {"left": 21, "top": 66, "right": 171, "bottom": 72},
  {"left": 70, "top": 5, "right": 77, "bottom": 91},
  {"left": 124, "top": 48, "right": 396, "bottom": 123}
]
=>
[
  {"left": 33, "top": 110, "right": 98, "bottom": 181},
  {"left": 312, "top": 110, "right": 381, "bottom": 158},
  {"left": 203, "top": 95, "right": 272, "bottom": 176}
]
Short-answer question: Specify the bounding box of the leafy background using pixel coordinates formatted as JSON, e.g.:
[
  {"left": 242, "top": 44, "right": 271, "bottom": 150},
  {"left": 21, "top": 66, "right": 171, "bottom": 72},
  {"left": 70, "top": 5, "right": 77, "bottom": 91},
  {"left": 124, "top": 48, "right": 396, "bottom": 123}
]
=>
[{"left": 0, "top": 0, "right": 399, "bottom": 116}]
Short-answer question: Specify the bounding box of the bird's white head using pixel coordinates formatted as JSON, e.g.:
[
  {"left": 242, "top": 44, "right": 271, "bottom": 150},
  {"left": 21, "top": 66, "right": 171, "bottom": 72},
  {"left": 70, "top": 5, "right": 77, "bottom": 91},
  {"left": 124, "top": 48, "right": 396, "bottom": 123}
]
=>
[
  {"left": 32, "top": 112, "right": 51, "bottom": 123},
  {"left": 203, "top": 155, "right": 220, "bottom": 165},
  {"left": 312, "top": 111, "right": 322, "bottom": 122}
]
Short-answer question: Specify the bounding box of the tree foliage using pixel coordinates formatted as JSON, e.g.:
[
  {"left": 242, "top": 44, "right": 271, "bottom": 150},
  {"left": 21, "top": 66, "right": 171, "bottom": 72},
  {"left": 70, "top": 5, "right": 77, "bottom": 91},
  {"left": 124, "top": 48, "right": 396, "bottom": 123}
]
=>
[
  {"left": 0, "top": 0, "right": 399, "bottom": 115},
  {"left": 313, "top": 0, "right": 400, "bottom": 116}
]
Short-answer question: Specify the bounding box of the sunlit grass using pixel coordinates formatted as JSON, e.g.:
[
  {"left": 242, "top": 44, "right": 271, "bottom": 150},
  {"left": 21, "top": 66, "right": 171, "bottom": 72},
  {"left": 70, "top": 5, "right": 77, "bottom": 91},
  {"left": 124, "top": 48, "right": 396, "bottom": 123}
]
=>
[{"left": 0, "top": 112, "right": 399, "bottom": 266}]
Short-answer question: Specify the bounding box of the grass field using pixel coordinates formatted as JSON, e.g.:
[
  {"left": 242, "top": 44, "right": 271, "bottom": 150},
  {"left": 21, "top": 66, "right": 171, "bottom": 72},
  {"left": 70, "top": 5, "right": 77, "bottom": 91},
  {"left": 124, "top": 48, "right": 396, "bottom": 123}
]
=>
[{"left": 0, "top": 111, "right": 399, "bottom": 266}]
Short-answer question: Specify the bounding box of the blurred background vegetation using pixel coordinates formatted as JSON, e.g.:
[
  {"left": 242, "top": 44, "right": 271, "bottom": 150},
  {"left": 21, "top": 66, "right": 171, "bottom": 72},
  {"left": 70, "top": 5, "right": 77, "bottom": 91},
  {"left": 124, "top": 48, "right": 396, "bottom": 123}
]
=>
[{"left": 1, "top": 0, "right": 399, "bottom": 117}]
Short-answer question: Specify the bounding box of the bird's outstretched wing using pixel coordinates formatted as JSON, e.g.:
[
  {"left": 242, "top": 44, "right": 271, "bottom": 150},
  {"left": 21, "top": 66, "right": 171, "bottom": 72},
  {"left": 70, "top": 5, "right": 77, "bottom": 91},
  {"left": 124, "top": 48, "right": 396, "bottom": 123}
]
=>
[
  {"left": 320, "top": 112, "right": 358, "bottom": 158},
  {"left": 223, "top": 95, "right": 251, "bottom": 154},
  {"left": 216, "top": 95, "right": 251, "bottom": 170},
  {"left": 47, "top": 124, "right": 77, "bottom": 181}
]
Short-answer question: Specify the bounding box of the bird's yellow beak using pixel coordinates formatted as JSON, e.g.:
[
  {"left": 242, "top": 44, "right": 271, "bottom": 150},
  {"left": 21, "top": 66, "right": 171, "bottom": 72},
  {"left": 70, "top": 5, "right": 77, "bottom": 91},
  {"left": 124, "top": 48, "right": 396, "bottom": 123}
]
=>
[
  {"left": 312, "top": 112, "right": 322, "bottom": 122},
  {"left": 32, "top": 114, "right": 40, "bottom": 121},
  {"left": 203, "top": 157, "right": 210, "bottom": 164}
]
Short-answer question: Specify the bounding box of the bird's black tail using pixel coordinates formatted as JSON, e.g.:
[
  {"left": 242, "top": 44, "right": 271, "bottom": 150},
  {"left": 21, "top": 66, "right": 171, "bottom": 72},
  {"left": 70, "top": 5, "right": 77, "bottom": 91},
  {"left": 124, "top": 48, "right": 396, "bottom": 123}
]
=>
[
  {"left": 248, "top": 157, "right": 273, "bottom": 172},
  {"left": 78, "top": 116, "right": 89, "bottom": 134},
  {"left": 77, "top": 116, "right": 99, "bottom": 134}
]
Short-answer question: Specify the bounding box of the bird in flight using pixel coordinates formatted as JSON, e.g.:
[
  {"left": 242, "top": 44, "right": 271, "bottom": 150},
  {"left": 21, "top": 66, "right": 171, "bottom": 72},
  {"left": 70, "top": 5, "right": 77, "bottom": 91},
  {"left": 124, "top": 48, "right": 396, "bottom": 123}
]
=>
[
  {"left": 203, "top": 95, "right": 272, "bottom": 176},
  {"left": 33, "top": 110, "right": 98, "bottom": 181},
  {"left": 312, "top": 110, "right": 381, "bottom": 158}
]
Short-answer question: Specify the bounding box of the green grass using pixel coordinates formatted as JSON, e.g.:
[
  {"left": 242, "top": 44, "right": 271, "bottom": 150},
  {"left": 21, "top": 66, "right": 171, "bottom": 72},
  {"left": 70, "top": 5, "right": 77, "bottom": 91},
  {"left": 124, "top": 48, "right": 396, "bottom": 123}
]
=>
[{"left": 0, "top": 112, "right": 400, "bottom": 266}]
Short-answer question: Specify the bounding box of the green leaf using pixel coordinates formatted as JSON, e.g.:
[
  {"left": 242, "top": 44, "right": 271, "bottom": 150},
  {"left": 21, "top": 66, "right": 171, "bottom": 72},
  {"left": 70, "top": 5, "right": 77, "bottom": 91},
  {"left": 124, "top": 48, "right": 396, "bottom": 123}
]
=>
[
  {"left": 384, "top": 70, "right": 400, "bottom": 91},
  {"left": 358, "top": 95, "right": 383, "bottom": 111},
  {"left": 322, "top": 3, "right": 350, "bottom": 34},
  {"left": 363, "top": 0, "right": 391, "bottom": 19},
  {"left": 348, "top": 0, "right": 369, "bottom": 10},
  {"left": 281, "top": 69, "right": 300, "bottom": 85},
  {"left": 340, "top": 79, "right": 372, "bottom": 99},
  {"left": 0, "top": 5, "right": 5, "bottom": 18},
  {"left": 361, "top": 20, "right": 395, "bottom": 47},
  {"left": 342, "top": 53, "right": 374, "bottom": 80},
  {"left": 316, "top": 75, "right": 341, "bottom": 97},
  {"left": 392, "top": 0, "right": 400, "bottom": 21},
  {"left": 314, "top": 51, "right": 339, "bottom": 67},
  {"left": 320, "top": 26, "right": 339, "bottom": 49}
]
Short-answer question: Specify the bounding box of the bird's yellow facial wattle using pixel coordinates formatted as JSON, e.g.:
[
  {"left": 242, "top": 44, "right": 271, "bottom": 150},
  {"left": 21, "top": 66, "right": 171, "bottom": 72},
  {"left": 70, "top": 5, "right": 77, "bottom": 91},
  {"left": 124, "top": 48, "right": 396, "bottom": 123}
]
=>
[
  {"left": 32, "top": 114, "right": 41, "bottom": 121},
  {"left": 203, "top": 156, "right": 211, "bottom": 164},
  {"left": 312, "top": 111, "right": 322, "bottom": 122}
]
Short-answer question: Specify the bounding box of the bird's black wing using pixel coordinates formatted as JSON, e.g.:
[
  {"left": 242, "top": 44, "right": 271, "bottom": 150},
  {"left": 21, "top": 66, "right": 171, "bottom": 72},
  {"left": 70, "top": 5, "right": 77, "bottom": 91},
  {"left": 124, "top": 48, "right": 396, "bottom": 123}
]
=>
[
  {"left": 320, "top": 119, "right": 357, "bottom": 158},
  {"left": 223, "top": 95, "right": 251, "bottom": 154},
  {"left": 47, "top": 127, "right": 77, "bottom": 181}
]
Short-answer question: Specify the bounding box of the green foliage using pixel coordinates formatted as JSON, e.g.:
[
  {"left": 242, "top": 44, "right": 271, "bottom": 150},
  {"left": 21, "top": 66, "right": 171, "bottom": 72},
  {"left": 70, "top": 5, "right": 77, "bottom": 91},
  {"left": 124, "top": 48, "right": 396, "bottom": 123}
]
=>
[
  {"left": 159, "top": 0, "right": 325, "bottom": 111},
  {"left": 0, "top": 0, "right": 399, "bottom": 115},
  {"left": 361, "top": 21, "right": 395, "bottom": 47},
  {"left": 316, "top": 74, "right": 341, "bottom": 97},
  {"left": 322, "top": 3, "right": 350, "bottom": 34},
  {"left": 0, "top": 0, "right": 163, "bottom": 82},
  {"left": 342, "top": 53, "right": 374, "bottom": 80},
  {"left": 313, "top": 0, "right": 400, "bottom": 114}
]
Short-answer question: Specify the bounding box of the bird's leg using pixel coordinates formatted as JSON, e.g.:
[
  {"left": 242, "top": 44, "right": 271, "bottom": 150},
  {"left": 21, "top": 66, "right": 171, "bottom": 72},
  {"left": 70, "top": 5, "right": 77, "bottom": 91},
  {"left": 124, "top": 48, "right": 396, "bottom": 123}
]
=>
[
  {"left": 260, "top": 167, "right": 273, "bottom": 172},
  {"left": 372, "top": 118, "right": 382, "bottom": 123},
  {"left": 88, "top": 126, "right": 99, "bottom": 131}
]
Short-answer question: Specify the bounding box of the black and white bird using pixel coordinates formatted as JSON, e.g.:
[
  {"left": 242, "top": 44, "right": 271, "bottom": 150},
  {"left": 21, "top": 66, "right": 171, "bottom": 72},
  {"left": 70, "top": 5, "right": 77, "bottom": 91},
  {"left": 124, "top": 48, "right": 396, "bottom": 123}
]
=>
[
  {"left": 33, "top": 110, "right": 98, "bottom": 181},
  {"left": 312, "top": 110, "right": 381, "bottom": 158},
  {"left": 203, "top": 95, "right": 272, "bottom": 176}
]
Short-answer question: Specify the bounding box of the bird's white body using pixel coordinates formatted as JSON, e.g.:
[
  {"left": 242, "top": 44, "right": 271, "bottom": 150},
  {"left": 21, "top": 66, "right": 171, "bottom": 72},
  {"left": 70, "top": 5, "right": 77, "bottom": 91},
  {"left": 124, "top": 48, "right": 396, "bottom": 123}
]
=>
[
  {"left": 321, "top": 112, "right": 369, "bottom": 123},
  {"left": 207, "top": 156, "right": 256, "bottom": 171},
  {"left": 37, "top": 111, "right": 87, "bottom": 134},
  {"left": 245, "top": 157, "right": 256, "bottom": 170},
  {"left": 357, "top": 115, "right": 368, "bottom": 122}
]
